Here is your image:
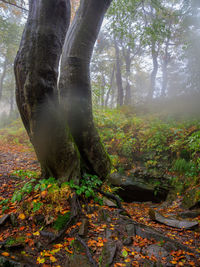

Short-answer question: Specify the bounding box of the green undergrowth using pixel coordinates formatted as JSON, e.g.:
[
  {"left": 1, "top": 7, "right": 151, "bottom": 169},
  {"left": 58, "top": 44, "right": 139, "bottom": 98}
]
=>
[{"left": 1, "top": 107, "right": 200, "bottom": 204}]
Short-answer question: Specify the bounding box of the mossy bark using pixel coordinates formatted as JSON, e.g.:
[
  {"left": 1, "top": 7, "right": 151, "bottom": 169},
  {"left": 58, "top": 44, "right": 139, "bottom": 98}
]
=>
[
  {"left": 59, "top": 0, "right": 112, "bottom": 178},
  {"left": 14, "top": 0, "right": 112, "bottom": 181},
  {"left": 14, "top": 0, "right": 80, "bottom": 180}
]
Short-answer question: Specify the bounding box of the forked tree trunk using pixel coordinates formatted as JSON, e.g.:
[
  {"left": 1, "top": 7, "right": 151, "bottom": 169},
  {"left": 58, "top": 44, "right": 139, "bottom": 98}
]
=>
[{"left": 14, "top": 0, "right": 111, "bottom": 181}]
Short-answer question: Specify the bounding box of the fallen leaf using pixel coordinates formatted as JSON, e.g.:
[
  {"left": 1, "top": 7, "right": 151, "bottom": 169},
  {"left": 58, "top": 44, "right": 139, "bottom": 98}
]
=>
[
  {"left": 1, "top": 252, "right": 9, "bottom": 257},
  {"left": 18, "top": 213, "right": 25, "bottom": 220}
]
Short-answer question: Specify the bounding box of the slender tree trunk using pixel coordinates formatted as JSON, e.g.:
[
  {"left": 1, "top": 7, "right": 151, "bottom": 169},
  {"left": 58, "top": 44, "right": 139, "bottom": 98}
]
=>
[
  {"left": 101, "top": 74, "right": 106, "bottom": 107},
  {"left": 124, "top": 47, "right": 131, "bottom": 105},
  {"left": 161, "top": 39, "right": 170, "bottom": 97},
  {"left": 59, "top": 0, "right": 112, "bottom": 178},
  {"left": 14, "top": 0, "right": 80, "bottom": 180},
  {"left": 0, "top": 55, "right": 8, "bottom": 100},
  {"left": 114, "top": 39, "right": 124, "bottom": 106},
  {"left": 9, "top": 76, "right": 15, "bottom": 115},
  {"left": 148, "top": 41, "right": 158, "bottom": 100},
  {"left": 105, "top": 64, "right": 115, "bottom": 107}
]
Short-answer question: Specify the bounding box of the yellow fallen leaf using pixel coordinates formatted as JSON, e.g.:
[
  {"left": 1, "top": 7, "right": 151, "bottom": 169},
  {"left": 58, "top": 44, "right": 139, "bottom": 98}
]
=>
[
  {"left": 18, "top": 213, "right": 25, "bottom": 220},
  {"left": 33, "top": 231, "right": 40, "bottom": 236},
  {"left": 1, "top": 252, "right": 9, "bottom": 257},
  {"left": 37, "top": 257, "right": 45, "bottom": 264}
]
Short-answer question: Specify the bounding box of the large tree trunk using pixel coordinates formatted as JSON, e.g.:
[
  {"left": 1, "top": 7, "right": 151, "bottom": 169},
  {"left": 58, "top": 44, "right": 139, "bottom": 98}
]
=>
[
  {"left": 14, "top": 0, "right": 80, "bottom": 180},
  {"left": 59, "top": 0, "right": 111, "bottom": 178},
  {"left": 114, "top": 39, "right": 124, "bottom": 106},
  {"left": 14, "top": 0, "right": 111, "bottom": 181}
]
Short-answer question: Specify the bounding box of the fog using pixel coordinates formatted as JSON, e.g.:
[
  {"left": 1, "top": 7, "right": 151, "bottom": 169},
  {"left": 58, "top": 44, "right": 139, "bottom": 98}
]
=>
[{"left": 1, "top": 0, "right": 200, "bottom": 127}]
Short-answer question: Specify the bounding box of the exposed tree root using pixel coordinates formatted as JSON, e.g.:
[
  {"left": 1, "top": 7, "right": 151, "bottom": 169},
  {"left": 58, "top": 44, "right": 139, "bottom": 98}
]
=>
[
  {"left": 41, "top": 194, "right": 82, "bottom": 245},
  {"left": 97, "top": 188, "right": 132, "bottom": 218},
  {"left": 76, "top": 235, "right": 98, "bottom": 267}
]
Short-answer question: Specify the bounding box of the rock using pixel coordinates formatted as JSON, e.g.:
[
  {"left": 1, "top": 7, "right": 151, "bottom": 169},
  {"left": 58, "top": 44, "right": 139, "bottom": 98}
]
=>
[
  {"left": 78, "top": 218, "right": 89, "bottom": 236},
  {"left": 108, "top": 172, "right": 169, "bottom": 203},
  {"left": 178, "top": 210, "right": 200, "bottom": 219},
  {"left": 34, "top": 214, "right": 45, "bottom": 225},
  {"left": 145, "top": 244, "right": 168, "bottom": 259},
  {"left": 10, "top": 213, "right": 18, "bottom": 227},
  {"left": 189, "top": 200, "right": 200, "bottom": 210},
  {"left": 149, "top": 209, "right": 199, "bottom": 229},
  {"left": 103, "top": 198, "right": 117, "bottom": 207},
  {"left": 0, "top": 214, "right": 10, "bottom": 226},
  {"left": 123, "top": 237, "right": 133, "bottom": 246},
  {"left": 102, "top": 241, "right": 117, "bottom": 267},
  {"left": 67, "top": 254, "right": 91, "bottom": 267},
  {"left": 0, "top": 256, "right": 21, "bottom": 267},
  {"left": 126, "top": 224, "right": 136, "bottom": 236},
  {"left": 98, "top": 208, "right": 110, "bottom": 222},
  {"left": 105, "top": 228, "right": 112, "bottom": 239}
]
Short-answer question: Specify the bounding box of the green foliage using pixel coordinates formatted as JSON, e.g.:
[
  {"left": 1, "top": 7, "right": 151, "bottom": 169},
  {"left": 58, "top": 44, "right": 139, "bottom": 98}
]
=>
[
  {"left": 12, "top": 169, "right": 38, "bottom": 179},
  {"left": 32, "top": 202, "right": 43, "bottom": 212},
  {"left": 34, "top": 177, "right": 57, "bottom": 192},
  {"left": 172, "top": 158, "right": 194, "bottom": 174},
  {"left": 68, "top": 174, "right": 103, "bottom": 204},
  {"left": 53, "top": 212, "right": 71, "bottom": 231},
  {"left": 11, "top": 179, "right": 35, "bottom": 203}
]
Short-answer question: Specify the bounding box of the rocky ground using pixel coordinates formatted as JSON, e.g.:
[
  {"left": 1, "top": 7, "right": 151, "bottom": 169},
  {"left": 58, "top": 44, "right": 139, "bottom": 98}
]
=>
[{"left": 0, "top": 139, "right": 200, "bottom": 266}]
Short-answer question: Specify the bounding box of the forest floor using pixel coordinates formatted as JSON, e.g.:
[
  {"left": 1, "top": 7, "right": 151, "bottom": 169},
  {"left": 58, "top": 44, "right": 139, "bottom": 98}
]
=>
[{"left": 0, "top": 118, "right": 200, "bottom": 266}]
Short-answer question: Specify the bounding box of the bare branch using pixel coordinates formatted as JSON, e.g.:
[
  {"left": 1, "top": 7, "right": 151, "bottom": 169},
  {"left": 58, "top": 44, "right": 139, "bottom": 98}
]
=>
[{"left": 0, "top": 0, "right": 28, "bottom": 12}]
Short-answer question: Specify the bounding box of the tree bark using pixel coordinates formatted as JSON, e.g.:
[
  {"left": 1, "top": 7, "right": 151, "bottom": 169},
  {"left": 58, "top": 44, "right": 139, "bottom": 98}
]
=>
[
  {"left": 14, "top": 0, "right": 80, "bottom": 180},
  {"left": 59, "top": 0, "right": 111, "bottom": 178},
  {"left": 0, "top": 54, "right": 8, "bottom": 100},
  {"left": 114, "top": 39, "right": 124, "bottom": 106}
]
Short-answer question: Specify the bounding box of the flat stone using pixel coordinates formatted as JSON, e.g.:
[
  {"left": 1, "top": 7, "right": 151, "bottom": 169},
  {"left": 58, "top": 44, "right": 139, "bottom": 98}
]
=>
[
  {"left": 78, "top": 218, "right": 89, "bottom": 236},
  {"left": 102, "top": 241, "right": 117, "bottom": 267},
  {"left": 145, "top": 244, "right": 168, "bottom": 259},
  {"left": 123, "top": 237, "right": 133, "bottom": 246},
  {"left": 67, "top": 254, "right": 91, "bottom": 267},
  {"left": 103, "top": 198, "right": 117, "bottom": 207},
  {"left": 126, "top": 224, "right": 135, "bottom": 236}
]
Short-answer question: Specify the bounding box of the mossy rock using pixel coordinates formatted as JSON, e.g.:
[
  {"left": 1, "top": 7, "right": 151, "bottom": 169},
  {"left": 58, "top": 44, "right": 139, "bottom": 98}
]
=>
[
  {"left": 68, "top": 254, "right": 91, "bottom": 267},
  {"left": 182, "top": 187, "right": 200, "bottom": 208}
]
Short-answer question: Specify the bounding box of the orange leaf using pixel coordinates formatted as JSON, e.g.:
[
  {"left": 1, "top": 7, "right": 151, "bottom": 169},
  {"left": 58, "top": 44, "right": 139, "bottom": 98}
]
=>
[
  {"left": 1, "top": 252, "right": 9, "bottom": 257},
  {"left": 49, "top": 256, "right": 57, "bottom": 262},
  {"left": 19, "top": 226, "right": 25, "bottom": 231},
  {"left": 41, "top": 191, "right": 48, "bottom": 198}
]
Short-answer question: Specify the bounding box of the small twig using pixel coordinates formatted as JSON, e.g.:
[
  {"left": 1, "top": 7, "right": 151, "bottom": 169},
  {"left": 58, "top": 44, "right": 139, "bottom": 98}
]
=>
[{"left": 76, "top": 235, "right": 98, "bottom": 267}]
